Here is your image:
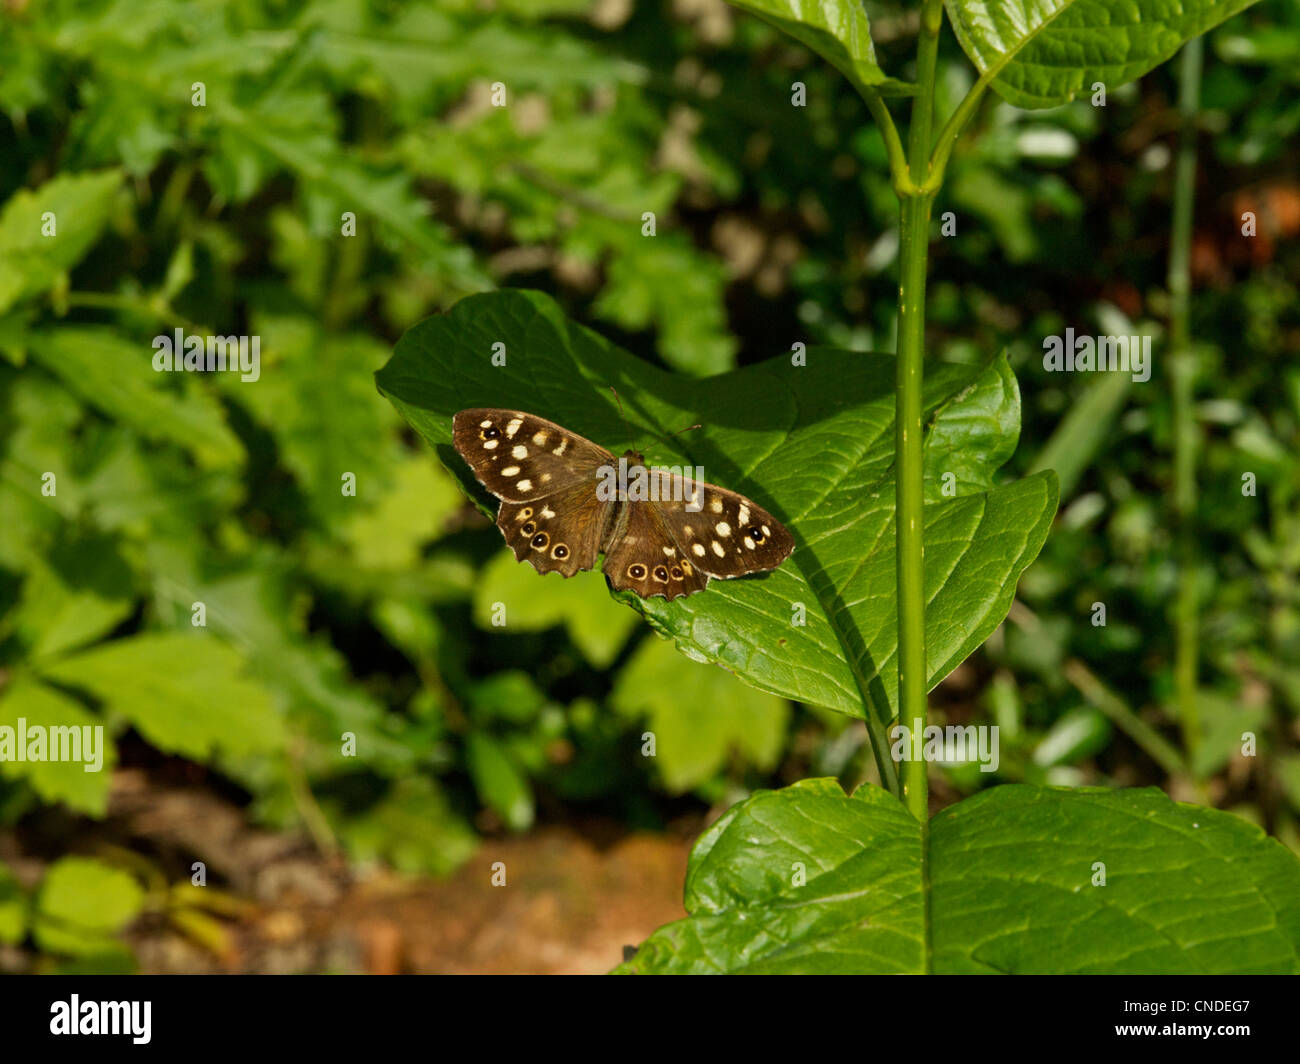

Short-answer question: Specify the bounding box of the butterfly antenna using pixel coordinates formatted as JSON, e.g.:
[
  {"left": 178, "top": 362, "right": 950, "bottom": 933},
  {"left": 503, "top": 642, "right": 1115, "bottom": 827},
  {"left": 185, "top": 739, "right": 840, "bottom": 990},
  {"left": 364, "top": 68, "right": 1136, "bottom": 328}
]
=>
[{"left": 609, "top": 385, "right": 641, "bottom": 450}]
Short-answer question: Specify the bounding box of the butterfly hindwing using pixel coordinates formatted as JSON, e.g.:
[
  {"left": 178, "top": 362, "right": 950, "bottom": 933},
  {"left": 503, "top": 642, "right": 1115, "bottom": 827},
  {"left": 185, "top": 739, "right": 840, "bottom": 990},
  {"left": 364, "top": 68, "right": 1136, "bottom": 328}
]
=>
[
  {"left": 497, "top": 480, "right": 611, "bottom": 578},
  {"left": 453, "top": 408, "right": 613, "bottom": 503},
  {"left": 603, "top": 500, "right": 711, "bottom": 600}
]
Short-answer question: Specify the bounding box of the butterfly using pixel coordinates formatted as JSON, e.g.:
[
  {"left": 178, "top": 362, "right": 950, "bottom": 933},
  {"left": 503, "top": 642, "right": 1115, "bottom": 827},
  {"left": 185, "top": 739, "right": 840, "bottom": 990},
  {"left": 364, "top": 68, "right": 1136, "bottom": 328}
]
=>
[{"left": 452, "top": 408, "right": 795, "bottom": 600}]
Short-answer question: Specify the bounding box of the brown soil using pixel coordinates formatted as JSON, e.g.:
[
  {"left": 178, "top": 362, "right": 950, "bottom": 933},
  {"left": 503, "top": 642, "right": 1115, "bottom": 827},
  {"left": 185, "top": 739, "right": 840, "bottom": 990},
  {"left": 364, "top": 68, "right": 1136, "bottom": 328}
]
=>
[{"left": 2, "top": 769, "right": 695, "bottom": 975}]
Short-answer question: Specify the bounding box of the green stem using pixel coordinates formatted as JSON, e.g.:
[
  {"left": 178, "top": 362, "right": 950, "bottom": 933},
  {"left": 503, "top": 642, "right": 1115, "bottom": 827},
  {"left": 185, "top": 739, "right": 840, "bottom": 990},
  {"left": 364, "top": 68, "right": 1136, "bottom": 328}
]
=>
[
  {"left": 894, "top": 0, "right": 945, "bottom": 824},
  {"left": 896, "top": 193, "right": 933, "bottom": 821},
  {"left": 1169, "top": 36, "right": 1203, "bottom": 768},
  {"left": 927, "top": 73, "right": 990, "bottom": 190},
  {"left": 859, "top": 89, "right": 912, "bottom": 195}
]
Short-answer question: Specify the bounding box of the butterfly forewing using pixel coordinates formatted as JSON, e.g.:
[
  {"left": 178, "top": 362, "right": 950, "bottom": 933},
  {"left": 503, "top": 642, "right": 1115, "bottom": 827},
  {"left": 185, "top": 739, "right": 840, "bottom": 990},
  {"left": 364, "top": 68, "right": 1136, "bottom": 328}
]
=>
[{"left": 453, "top": 408, "right": 613, "bottom": 502}]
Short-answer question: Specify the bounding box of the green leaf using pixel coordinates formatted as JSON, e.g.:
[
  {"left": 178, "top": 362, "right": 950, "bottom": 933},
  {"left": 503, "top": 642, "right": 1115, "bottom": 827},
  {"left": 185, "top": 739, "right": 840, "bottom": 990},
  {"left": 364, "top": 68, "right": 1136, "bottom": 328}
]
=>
[
  {"left": 236, "top": 316, "right": 398, "bottom": 520},
  {"left": 0, "top": 169, "right": 122, "bottom": 314},
  {"left": 36, "top": 633, "right": 284, "bottom": 763},
  {"left": 377, "top": 290, "right": 1058, "bottom": 722},
  {"left": 621, "top": 781, "right": 1300, "bottom": 973},
  {"left": 0, "top": 679, "right": 116, "bottom": 816},
  {"left": 9, "top": 548, "right": 134, "bottom": 663},
  {"left": 340, "top": 454, "right": 461, "bottom": 570},
  {"left": 1032, "top": 706, "right": 1111, "bottom": 768},
  {"left": 612, "top": 637, "right": 789, "bottom": 793},
  {"left": 465, "top": 732, "right": 535, "bottom": 831},
  {"left": 34, "top": 857, "right": 143, "bottom": 958},
  {"left": 155, "top": 567, "right": 414, "bottom": 777},
  {"left": 28, "top": 327, "right": 243, "bottom": 470},
  {"left": 944, "top": 0, "right": 1262, "bottom": 109},
  {"left": 922, "top": 353, "right": 1019, "bottom": 501},
  {"left": 334, "top": 776, "right": 477, "bottom": 878},
  {"left": 724, "top": 0, "right": 915, "bottom": 96},
  {"left": 472, "top": 552, "right": 640, "bottom": 669}
]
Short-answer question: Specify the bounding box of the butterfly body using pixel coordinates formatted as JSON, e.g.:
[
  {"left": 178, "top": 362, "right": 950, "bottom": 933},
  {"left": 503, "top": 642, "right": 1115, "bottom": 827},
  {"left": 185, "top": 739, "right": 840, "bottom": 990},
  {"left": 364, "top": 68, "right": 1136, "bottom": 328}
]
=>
[{"left": 452, "top": 408, "right": 794, "bottom": 600}]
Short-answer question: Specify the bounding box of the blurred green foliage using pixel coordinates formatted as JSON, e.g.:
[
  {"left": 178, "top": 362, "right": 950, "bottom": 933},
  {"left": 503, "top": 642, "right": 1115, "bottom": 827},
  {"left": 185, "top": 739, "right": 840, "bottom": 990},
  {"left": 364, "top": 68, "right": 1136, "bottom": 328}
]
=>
[{"left": 0, "top": 0, "right": 1297, "bottom": 968}]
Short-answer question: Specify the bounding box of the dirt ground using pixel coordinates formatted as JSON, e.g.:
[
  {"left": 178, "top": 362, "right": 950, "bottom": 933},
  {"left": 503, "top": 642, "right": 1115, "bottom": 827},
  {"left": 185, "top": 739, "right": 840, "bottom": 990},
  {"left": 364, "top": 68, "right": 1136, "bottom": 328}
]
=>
[{"left": 2, "top": 769, "right": 696, "bottom": 975}]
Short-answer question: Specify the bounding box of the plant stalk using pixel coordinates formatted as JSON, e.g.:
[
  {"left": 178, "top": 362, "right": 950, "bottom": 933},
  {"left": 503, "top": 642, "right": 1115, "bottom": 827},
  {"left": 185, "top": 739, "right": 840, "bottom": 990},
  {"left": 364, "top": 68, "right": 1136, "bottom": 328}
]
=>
[
  {"left": 1169, "top": 36, "right": 1203, "bottom": 767},
  {"left": 894, "top": 0, "right": 945, "bottom": 823}
]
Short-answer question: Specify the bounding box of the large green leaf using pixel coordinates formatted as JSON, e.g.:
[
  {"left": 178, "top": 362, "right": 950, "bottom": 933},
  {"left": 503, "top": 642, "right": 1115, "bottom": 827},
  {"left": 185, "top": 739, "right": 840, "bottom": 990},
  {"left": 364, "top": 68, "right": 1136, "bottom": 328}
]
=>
[
  {"left": 944, "top": 0, "right": 1262, "bottom": 108},
  {"left": 376, "top": 290, "right": 1057, "bottom": 722},
  {"left": 620, "top": 780, "right": 1300, "bottom": 973},
  {"left": 723, "top": 0, "right": 915, "bottom": 96}
]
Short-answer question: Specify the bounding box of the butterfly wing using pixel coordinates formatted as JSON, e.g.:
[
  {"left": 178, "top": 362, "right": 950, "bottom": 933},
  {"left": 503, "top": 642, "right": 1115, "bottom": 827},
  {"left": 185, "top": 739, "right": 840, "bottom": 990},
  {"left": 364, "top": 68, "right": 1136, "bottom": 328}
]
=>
[
  {"left": 603, "top": 500, "right": 711, "bottom": 600},
  {"left": 653, "top": 475, "right": 795, "bottom": 580},
  {"left": 497, "top": 480, "right": 612, "bottom": 578},
  {"left": 453, "top": 409, "right": 613, "bottom": 502}
]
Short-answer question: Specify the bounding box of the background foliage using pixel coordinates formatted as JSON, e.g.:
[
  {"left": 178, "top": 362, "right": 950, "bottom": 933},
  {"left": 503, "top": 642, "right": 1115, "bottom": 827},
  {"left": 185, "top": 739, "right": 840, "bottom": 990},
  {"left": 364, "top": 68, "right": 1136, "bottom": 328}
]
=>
[{"left": 0, "top": 0, "right": 1297, "bottom": 971}]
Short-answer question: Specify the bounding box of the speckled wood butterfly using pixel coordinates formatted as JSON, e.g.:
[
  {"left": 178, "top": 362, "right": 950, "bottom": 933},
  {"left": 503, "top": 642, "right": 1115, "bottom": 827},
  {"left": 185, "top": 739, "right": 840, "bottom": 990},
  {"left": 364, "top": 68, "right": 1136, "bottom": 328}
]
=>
[{"left": 452, "top": 409, "right": 794, "bottom": 600}]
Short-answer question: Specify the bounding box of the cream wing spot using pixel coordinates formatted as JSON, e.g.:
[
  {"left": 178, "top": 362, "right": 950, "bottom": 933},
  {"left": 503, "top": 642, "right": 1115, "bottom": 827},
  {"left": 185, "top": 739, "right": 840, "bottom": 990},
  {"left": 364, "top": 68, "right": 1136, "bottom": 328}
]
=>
[
  {"left": 692, "top": 543, "right": 706, "bottom": 557},
  {"left": 517, "top": 479, "right": 533, "bottom": 492},
  {"left": 483, "top": 439, "right": 499, "bottom": 450},
  {"left": 709, "top": 498, "right": 723, "bottom": 514},
  {"left": 479, "top": 419, "right": 493, "bottom": 429},
  {"left": 501, "top": 466, "right": 520, "bottom": 477},
  {"left": 552, "top": 438, "right": 568, "bottom": 456},
  {"left": 716, "top": 522, "right": 731, "bottom": 536},
  {"left": 512, "top": 444, "right": 528, "bottom": 459},
  {"left": 711, "top": 541, "right": 725, "bottom": 558},
  {"left": 505, "top": 418, "right": 523, "bottom": 438},
  {"left": 533, "top": 432, "right": 549, "bottom": 446},
  {"left": 744, "top": 536, "right": 756, "bottom": 549},
  {"left": 737, "top": 504, "right": 751, "bottom": 526},
  {"left": 541, "top": 507, "right": 555, "bottom": 519},
  {"left": 662, "top": 546, "right": 676, "bottom": 557}
]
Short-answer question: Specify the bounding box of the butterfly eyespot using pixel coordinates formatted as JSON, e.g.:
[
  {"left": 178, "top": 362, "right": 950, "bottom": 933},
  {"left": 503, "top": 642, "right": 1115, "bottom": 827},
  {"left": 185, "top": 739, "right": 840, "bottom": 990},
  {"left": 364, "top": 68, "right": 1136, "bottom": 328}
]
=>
[
  {"left": 653, "top": 566, "right": 669, "bottom": 583},
  {"left": 531, "top": 532, "right": 549, "bottom": 549},
  {"left": 747, "top": 525, "right": 766, "bottom": 543},
  {"left": 517, "top": 508, "right": 533, "bottom": 521},
  {"left": 522, "top": 522, "right": 536, "bottom": 535},
  {"left": 670, "top": 567, "right": 683, "bottom": 580},
  {"left": 481, "top": 427, "right": 500, "bottom": 440},
  {"left": 628, "top": 564, "right": 647, "bottom": 579},
  {"left": 552, "top": 544, "right": 568, "bottom": 559}
]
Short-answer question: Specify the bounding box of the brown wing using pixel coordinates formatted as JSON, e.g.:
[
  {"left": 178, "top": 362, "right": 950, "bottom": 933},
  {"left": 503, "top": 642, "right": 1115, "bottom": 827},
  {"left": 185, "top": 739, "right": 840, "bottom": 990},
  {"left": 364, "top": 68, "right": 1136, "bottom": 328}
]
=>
[
  {"left": 453, "top": 408, "right": 613, "bottom": 503},
  {"left": 602, "top": 501, "right": 711, "bottom": 600},
  {"left": 497, "top": 479, "right": 611, "bottom": 578},
  {"left": 652, "top": 473, "right": 795, "bottom": 580}
]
